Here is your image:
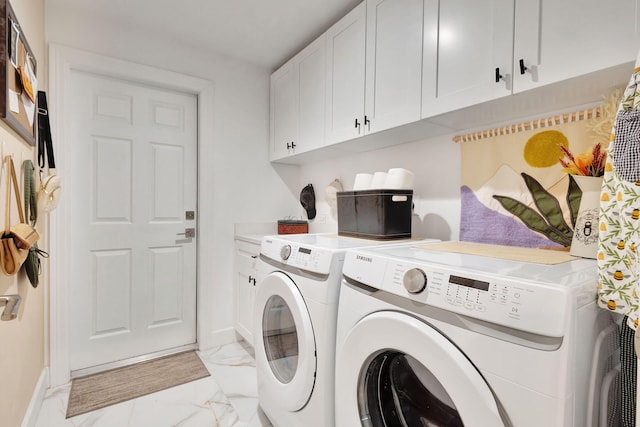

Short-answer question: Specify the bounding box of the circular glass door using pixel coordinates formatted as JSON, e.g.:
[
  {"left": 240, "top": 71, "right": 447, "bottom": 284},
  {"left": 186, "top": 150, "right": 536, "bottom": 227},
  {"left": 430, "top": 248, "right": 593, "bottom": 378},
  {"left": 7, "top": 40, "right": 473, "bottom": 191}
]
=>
[
  {"left": 262, "top": 294, "right": 299, "bottom": 383},
  {"left": 254, "top": 271, "right": 316, "bottom": 412},
  {"left": 360, "top": 351, "right": 463, "bottom": 427},
  {"left": 335, "top": 311, "right": 507, "bottom": 426}
]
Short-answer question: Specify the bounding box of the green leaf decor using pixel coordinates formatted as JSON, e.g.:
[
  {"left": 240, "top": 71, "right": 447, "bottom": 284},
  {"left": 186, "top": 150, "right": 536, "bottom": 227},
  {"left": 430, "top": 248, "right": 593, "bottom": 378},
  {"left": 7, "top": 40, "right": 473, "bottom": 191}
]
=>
[{"left": 493, "top": 173, "right": 582, "bottom": 247}]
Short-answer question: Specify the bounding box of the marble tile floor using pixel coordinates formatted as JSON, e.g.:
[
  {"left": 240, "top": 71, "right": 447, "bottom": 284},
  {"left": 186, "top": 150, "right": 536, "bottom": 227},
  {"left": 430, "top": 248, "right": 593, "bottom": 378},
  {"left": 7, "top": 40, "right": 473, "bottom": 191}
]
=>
[{"left": 35, "top": 341, "right": 273, "bottom": 427}]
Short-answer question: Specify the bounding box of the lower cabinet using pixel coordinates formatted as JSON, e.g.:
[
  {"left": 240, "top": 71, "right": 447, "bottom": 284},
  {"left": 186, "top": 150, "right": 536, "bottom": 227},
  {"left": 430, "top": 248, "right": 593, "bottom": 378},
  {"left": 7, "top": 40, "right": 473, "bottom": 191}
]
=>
[{"left": 234, "top": 240, "right": 264, "bottom": 346}]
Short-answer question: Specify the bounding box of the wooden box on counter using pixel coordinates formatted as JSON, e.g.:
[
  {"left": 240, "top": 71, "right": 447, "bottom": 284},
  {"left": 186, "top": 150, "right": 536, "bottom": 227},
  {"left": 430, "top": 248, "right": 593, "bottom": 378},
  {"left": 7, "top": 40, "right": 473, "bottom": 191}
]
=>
[{"left": 277, "top": 220, "right": 309, "bottom": 234}]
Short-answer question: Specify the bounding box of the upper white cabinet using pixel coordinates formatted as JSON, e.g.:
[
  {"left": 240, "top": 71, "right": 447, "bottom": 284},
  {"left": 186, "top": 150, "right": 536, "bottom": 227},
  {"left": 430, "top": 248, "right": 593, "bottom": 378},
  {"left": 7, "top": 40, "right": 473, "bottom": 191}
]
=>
[
  {"left": 365, "top": 0, "right": 424, "bottom": 134},
  {"left": 270, "top": 63, "right": 298, "bottom": 159},
  {"left": 270, "top": 34, "right": 326, "bottom": 160},
  {"left": 422, "top": 0, "right": 640, "bottom": 118},
  {"left": 422, "top": 0, "right": 514, "bottom": 118},
  {"left": 270, "top": 0, "right": 639, "bottom": 164},
  {"left": 325, "top": 0, "right": 424, "bottom": 145},
  {"left": 513, "top": 0, "right": 640, "bottom": 93},
  {"left": 325, "top": 2, "right": 367, "bottom": 144}
]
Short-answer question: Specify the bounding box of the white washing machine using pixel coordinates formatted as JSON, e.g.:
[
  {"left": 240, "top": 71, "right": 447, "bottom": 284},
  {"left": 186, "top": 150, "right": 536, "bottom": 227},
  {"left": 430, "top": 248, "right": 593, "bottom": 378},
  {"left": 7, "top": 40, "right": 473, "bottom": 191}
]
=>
[
  {"left": 336, "top": 243, "right": 620, "bottom": 427},
  {"left": 254, "top": 234, "right": 437, "bottom": 427}
]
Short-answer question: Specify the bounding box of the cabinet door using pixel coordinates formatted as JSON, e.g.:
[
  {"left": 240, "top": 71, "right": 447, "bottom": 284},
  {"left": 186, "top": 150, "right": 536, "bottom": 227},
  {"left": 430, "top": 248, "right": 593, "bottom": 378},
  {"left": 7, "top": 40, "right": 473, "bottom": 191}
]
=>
[
  {"left": 234, "top": 241, "right": 260, "bottom": 345},
  {"left": 325, "top": 2, "right": 367, "bottom": 145},
  {"left": 270, "top": 63, "right": 299, "bottom": 160},
  {"left": 365, "top": 0, "right": 424, "bottom": 133},
  {"left": 514, "top": 0, "right": 640, "bottom": 93},
  {"left": 298, "top": 35, "right": 326, "bottom": 152},
  {"left": 422, "top": 0, "right": 513, "bottom": 118}
]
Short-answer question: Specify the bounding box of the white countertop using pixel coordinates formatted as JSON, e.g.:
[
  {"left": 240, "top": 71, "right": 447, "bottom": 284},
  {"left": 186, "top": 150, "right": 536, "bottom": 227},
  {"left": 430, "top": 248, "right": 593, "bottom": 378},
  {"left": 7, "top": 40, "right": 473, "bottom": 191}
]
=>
[{"left": 234, "top": 222, "right": 278, "bottom": 245}]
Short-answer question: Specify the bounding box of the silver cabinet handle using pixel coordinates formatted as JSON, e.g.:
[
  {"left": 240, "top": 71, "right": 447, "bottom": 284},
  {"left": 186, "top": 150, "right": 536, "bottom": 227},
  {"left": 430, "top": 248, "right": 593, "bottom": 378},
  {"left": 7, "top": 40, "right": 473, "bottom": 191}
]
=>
[
  {"left": 0, "top": 294, "right": 21, "bottom": 321},
  {"left": 176, "top": 228, "right": 195, "bottom": 238}
]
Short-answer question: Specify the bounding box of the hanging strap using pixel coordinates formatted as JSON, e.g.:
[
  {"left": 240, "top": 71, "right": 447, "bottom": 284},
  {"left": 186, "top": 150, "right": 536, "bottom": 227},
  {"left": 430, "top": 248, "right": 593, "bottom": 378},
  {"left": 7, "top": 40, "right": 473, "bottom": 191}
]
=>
[
  {"left": 37, "top": 91, "right": 55, "bottom": 169},
  {"left": 23, "top": 160, "right": 36, "bottom": 226},
  {"left": 622, "top": 319, "right": 637, "bottom": 427},
  {"left": 5, "top": 156, "right": 25, "bottom": 233}
]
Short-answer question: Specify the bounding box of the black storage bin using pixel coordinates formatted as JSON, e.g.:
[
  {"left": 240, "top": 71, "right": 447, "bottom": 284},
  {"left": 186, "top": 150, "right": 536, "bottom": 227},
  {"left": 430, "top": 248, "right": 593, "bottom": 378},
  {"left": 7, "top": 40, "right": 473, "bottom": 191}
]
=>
[{"left": 337, "top": 190, "right": 412, "bottom": 239}]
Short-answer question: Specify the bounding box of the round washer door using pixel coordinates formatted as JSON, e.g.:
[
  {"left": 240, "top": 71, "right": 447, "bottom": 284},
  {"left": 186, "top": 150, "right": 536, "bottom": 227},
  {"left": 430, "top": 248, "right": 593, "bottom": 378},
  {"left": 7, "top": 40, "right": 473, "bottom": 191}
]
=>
[
  {"left": 335, "top": 311, "right": 507, "bottom": 427},
  {"left": 254, "top": 271, "right": 316, "bottom": 411}
]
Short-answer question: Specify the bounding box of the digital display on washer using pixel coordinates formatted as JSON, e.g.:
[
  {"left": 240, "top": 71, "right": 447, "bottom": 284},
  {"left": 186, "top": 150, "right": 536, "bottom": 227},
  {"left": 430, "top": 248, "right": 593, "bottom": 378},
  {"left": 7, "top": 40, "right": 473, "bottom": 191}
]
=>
[
  {"left": 298, "top": 247, "right": 311, "bottom": 255},
  {"left": 449, "top": 275, "right": 490, "bottom": 291}
]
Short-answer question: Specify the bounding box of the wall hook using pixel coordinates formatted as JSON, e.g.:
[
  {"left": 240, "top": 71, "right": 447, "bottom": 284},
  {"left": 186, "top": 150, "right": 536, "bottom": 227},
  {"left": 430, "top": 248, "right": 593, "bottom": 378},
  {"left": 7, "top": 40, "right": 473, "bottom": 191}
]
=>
[{"left": 0, "top": 294, "right": 21, "bottom": 321}]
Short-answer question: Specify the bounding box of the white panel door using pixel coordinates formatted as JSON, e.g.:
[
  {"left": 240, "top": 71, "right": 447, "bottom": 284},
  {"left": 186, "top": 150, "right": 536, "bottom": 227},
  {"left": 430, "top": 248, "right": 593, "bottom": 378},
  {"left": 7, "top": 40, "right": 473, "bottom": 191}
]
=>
[
  {"left": 365, "top": 0, "right": 424, "bottom": 133},
  {"left": 67, "top": 70, "right": 198, "bottom": 371}
]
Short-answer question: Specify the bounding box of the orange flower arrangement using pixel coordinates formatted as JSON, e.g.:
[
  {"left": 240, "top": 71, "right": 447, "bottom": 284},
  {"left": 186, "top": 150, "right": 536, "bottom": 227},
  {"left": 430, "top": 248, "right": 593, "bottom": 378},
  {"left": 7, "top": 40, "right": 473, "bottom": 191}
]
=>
[{"left": 558, "top": 142, "right": 607, "bottom": 177}]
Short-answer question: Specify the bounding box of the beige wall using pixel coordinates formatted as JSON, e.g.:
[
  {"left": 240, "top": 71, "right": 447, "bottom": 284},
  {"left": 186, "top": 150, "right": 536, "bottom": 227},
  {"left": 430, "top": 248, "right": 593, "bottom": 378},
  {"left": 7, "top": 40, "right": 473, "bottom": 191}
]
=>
[{"left": 0, "top": 0, "right": 45, "bottom": 426}]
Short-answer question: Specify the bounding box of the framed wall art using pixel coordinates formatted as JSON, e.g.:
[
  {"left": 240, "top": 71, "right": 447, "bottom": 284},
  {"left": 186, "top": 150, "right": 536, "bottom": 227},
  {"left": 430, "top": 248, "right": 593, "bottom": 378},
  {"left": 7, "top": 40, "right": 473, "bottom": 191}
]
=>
[{"left": 0, "top": 0, "right": 36, "bottom": 145}]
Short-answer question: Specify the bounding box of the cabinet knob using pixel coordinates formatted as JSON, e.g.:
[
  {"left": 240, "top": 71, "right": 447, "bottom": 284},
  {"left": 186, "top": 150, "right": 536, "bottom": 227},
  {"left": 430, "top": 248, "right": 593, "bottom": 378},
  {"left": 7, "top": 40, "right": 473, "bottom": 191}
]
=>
[
  {"left": 494, "top": 68, "right": 512, "bottom": 91},
  {"left": 518, "top": 59, "right": 538, "bottom": 82},
  {"left": 354, "top": 118, "right": 361, "bottom": 131},
  {"left": 287, "top": 142, "right": 296, "bottom": 150},
  {"left": 519, "top": 59, "right": 528, "bottom": 75},
  {"left": 248, "top": 276, "right": 256, "bottom": 286}
]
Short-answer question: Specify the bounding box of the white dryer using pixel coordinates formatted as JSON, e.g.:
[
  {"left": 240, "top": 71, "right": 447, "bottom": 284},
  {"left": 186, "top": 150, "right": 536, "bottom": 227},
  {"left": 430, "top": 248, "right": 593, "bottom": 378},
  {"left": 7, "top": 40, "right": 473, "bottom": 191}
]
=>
[
  {"left": 336, "top": 243, "right": 620, "bottom": 427},
  {"left": 254, "top": 234, "right": 437, "bottom": 427}
]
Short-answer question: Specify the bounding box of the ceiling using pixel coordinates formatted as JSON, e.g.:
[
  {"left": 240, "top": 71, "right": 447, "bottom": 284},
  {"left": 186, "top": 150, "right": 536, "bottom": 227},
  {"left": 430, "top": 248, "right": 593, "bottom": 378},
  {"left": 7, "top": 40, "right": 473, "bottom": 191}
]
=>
[{"left": 48, "top": 0, "right": 362, "bottom": 71}]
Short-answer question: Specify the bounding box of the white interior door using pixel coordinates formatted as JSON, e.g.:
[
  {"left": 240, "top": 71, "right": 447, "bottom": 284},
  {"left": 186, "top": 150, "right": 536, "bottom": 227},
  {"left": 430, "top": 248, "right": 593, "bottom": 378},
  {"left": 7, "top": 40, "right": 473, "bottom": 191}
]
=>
[{"left": 67, "top": 70, "right": 198, "bottom": 372}]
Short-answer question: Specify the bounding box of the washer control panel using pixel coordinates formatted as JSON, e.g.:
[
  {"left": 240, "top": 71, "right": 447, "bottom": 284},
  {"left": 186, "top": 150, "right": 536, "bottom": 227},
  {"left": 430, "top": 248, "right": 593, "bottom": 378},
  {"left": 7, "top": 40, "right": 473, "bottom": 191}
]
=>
[
  {"left": 387, "top": 261, "right": 569, "bottom": 337},
  {"left": 262, "top": 238, "right": 334, "bottom": 275}
]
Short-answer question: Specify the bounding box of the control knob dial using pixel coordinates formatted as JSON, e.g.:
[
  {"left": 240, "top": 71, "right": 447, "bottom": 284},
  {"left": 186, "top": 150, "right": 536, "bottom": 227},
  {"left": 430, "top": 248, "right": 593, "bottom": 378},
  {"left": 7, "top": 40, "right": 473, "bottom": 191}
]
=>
[
  {"left": 280, "top": 245, "right": 292, "bottom": 261},
  {"left": 403, "top": 268, "right": 427, "bottom": 294}
]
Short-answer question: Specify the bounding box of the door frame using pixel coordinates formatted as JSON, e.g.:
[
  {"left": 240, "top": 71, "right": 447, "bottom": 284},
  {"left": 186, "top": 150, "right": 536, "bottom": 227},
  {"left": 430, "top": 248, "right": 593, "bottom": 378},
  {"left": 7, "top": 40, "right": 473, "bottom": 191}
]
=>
[{"left": 48, "top": 44, "right": 216, "bottom": 387}]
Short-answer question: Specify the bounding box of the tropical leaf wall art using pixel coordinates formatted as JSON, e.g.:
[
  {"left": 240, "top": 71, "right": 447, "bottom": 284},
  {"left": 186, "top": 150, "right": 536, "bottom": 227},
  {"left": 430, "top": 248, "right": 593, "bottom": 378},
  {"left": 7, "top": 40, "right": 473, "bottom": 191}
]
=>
[
  {"left": 459, "top": 89, "right": 617, "bottom": 248},
  {"left": 459, "top": 122, "right": 595, "bottom": 248},
  {"left": 493, "top": 173, "right": 582, "bottom": 247}
]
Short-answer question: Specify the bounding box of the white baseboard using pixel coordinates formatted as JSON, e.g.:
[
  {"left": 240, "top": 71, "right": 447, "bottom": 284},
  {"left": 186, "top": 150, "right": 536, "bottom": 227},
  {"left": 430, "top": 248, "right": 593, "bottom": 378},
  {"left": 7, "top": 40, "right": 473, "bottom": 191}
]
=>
[
  {"left": 21, "top": 368, "right": 48, "bottom": 427},
  {"left": 202, "top": 327, "right": 238, "bottom": 350}
]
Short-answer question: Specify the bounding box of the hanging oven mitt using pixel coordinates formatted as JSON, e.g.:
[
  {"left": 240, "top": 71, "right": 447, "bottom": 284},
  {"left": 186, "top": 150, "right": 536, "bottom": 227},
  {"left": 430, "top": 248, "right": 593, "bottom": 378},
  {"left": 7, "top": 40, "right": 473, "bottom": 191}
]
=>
[{"left": 300, "top": 184, "right": 316, "bottom": 220}]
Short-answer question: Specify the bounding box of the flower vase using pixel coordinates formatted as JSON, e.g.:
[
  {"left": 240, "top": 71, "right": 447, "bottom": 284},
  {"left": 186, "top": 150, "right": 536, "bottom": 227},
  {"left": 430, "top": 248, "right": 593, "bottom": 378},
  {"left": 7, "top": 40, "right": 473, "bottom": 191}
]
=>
[{"left": 569, "top": 175, "right": 603, "bottom": 258}]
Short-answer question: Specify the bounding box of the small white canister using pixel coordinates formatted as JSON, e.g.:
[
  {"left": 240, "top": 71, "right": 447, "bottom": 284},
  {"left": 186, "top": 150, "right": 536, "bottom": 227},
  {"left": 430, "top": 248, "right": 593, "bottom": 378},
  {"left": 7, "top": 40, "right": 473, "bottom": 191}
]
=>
[
  {"left": 384, "top": 168, "right": 414, "bottom": 190},
  {"left": 370, "top": 171, "right": 388, "bottom": 189},
  {"left": 353, "top": 173, "right": 373, "bottom": 190}
]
